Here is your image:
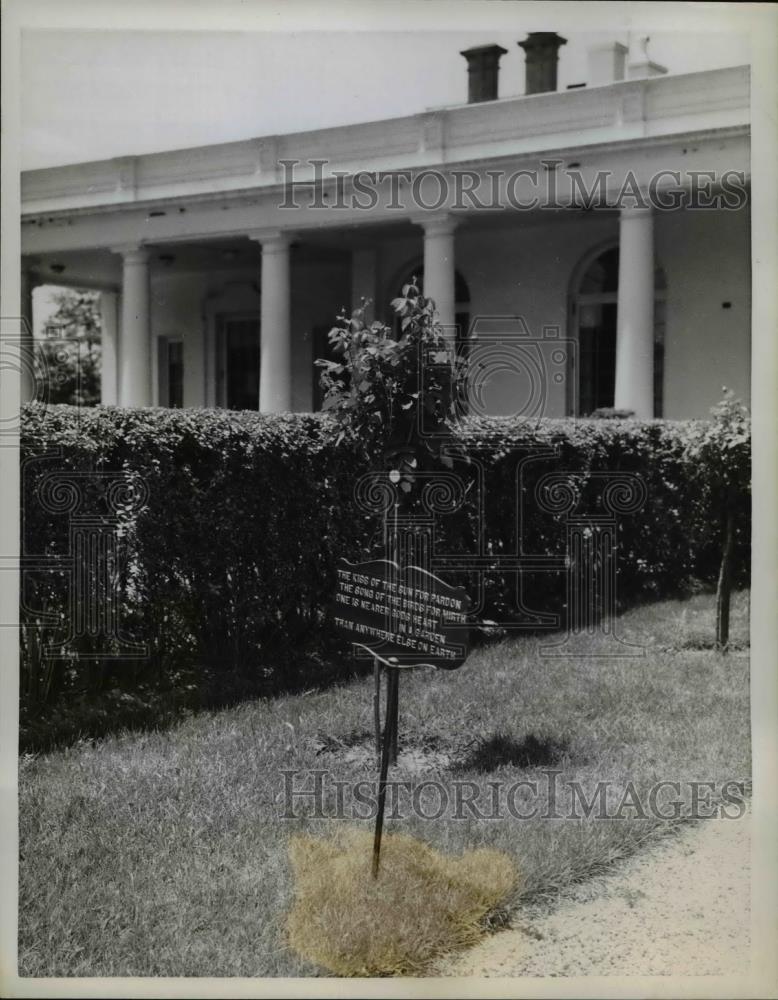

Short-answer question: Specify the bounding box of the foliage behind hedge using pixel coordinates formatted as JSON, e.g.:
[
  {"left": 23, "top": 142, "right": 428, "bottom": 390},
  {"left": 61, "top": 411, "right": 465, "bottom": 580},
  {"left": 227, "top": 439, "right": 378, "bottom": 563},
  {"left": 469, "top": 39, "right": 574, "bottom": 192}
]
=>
[{"left": 20, "top": 404, "right": 750, "bottom": 750}]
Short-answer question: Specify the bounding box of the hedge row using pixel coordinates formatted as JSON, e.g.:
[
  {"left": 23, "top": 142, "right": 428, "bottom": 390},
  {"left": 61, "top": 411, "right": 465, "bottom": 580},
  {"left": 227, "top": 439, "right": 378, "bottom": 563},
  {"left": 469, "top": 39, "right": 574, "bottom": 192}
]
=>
[{"left": 20, "top": 404, "right": 749, "bottom": 750}]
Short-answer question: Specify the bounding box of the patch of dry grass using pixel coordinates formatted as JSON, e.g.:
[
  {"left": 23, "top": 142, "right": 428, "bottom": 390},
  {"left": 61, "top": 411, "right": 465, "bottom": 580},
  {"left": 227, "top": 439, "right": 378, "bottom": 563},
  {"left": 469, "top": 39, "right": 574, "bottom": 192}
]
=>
[{"left": 286, "top": 828, "right": 517, "bottom": 976}]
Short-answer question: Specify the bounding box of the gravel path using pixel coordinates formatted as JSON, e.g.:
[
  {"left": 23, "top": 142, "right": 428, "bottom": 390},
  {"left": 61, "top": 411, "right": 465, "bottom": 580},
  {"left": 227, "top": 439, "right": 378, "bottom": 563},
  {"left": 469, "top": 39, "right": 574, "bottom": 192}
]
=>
[{"left": 437, "top": 815, "right": 751, "bottom": 978}]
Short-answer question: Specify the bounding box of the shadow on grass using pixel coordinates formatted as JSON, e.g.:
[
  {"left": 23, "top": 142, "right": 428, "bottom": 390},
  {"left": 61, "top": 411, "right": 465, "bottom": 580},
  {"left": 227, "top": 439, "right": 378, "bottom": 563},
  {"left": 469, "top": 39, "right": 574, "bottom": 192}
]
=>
[
  {"left": 455, "top": 732, "right": 571, "bottom": 774},
  {"left": 312, "top": 729, "right": 575, "bottom": 775}
]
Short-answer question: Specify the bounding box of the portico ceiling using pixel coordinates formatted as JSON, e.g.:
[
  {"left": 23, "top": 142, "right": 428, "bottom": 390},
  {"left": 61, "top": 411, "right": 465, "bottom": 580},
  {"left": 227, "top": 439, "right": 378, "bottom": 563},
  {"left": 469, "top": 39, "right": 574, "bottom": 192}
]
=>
[
  {"left": 27, "top": 237, "right": 350, "bottom": 289},
  {"left": 26, "top": 206, "right": 627, "bottom": 290}
]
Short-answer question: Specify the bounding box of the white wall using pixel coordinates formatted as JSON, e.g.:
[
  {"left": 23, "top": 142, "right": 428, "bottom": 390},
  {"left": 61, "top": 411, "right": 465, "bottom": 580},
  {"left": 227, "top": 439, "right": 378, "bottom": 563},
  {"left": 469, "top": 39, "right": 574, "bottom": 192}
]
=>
[
  {"left": 291, "top": 259, "right": 350, "bottom": 411},
  {"left": 151, "top": 271, "right": 207, "bottom": 407},
  {"left": 375, "top": 207, "right": 750, "bottom": 419},
  {"left": 146, "top": 205, "right": 750, "bottom": 418},
  {"left": 378, "top": 214, "right": 620, "bottom": 418},
  {"left": 655, "top": 207, "right": 750, "bottom": 418},
  {"left": 150, "top": 258, "right": 349, "bottom": 409}
]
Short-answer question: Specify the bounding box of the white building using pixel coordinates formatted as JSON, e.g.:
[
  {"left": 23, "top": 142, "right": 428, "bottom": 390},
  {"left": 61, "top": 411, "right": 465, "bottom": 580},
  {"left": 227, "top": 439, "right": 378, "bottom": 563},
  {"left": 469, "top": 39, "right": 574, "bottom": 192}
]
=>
[{"left": 20, "top": 34, "right": 750, "bottom": 419}]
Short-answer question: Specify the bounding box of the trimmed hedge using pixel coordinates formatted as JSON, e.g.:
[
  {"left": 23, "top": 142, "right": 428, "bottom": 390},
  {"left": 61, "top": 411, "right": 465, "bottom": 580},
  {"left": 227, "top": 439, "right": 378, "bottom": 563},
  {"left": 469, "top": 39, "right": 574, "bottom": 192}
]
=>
[{"left": 20, "top": 404, "right": 749, "bottom": 750}]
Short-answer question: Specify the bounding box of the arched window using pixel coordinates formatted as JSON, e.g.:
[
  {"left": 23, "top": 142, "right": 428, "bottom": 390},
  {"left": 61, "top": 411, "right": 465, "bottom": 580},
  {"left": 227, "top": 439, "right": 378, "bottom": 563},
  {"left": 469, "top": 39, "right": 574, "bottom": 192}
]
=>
[
  {"left": 571, "top": 245, "right": 666, "bottom": 416},
  {"left": 394, "top": 265, "right": 471, "bottom": 346}
]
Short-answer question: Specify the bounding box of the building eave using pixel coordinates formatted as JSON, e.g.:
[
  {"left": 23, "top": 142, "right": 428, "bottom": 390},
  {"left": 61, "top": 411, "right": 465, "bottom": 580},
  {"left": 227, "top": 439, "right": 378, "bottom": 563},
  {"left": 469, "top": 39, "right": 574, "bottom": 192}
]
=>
[
  {"left": 21, "top": 123, "right": 751, "bottom": 227},
  {"left": 21, "top": 64, "right": 750, "bottom": 220}
]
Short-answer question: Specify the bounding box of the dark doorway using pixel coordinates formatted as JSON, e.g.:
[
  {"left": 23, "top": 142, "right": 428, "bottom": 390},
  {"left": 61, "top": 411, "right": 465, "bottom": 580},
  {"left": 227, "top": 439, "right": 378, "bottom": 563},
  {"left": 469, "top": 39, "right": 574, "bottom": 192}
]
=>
[{"left": 219, "top": 317, "right": 260, "bottom": 410}]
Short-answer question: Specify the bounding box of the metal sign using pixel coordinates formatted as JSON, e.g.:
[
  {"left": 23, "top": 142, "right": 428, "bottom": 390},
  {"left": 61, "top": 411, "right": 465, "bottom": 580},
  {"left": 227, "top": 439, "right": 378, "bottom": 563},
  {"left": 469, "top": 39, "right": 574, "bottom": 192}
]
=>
[
  {"left": 333, "top": 556, "right": 472, "bottom": 876},
  {"left": 334, "top": 557, "right": 471, "bottom": 670}
]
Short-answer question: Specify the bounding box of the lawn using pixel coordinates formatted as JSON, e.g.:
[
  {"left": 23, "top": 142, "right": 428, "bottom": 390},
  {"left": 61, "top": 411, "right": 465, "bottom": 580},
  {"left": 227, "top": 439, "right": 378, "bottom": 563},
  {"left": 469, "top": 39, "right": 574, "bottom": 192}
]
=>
[{"left": 18, "top": 589, "right": 751, "bottom": 977}]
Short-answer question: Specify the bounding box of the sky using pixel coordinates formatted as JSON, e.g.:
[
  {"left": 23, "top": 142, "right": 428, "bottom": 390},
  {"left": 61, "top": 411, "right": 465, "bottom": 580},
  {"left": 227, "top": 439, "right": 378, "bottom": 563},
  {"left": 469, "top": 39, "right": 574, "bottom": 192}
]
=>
[
  {"left": 20, "top": 5, "right": 752, "bottom": 328},
  {"left": 21, "top": 24, "right": 750, "bottom": 170}
]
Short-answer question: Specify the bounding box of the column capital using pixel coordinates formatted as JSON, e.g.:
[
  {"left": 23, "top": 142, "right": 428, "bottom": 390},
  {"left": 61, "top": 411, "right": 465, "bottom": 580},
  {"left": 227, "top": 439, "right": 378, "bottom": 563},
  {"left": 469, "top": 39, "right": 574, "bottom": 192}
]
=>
[
  {"left": 111, "top": 244, "right": 150, "bottom": 264},
  {"left": 411, "top": 212, "right": 460, "bottom": 237},
  {"left": 247, "top": 228, "right": 293, "bottom": 251}
]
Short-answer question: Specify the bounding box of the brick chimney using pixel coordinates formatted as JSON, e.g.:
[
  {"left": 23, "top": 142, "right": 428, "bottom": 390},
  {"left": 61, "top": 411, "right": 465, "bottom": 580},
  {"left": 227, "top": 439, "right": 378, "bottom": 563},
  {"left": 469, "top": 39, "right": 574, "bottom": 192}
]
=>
[
  {"left": 460, "top": 44, "right": 508, "bottom": 103},
  {"left": 518, "top": 31, "right": 567, "bottom": 95}
]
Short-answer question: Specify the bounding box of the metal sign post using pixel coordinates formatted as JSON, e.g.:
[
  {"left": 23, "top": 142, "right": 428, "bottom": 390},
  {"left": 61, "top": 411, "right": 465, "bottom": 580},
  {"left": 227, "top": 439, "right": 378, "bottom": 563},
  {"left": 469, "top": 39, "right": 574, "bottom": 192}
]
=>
[
  {"left": 373, "top": 657, "right": 381, "bottom": 766},
  {"left": 372, "top": 665, "right": 399, "bottom": 878},
  {"left": 334, "top": 557, "right": 471, "bottom": 877}
]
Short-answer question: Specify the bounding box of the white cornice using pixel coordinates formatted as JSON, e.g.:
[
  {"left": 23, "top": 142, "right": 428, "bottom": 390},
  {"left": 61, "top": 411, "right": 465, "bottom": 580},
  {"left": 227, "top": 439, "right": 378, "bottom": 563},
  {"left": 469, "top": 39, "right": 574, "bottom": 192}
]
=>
[
  {"left": 20, "top": 124, "right": 750, "bottom": 227},
  {"left": 21, "top": 65, "right": 750, "bottom": 220}
]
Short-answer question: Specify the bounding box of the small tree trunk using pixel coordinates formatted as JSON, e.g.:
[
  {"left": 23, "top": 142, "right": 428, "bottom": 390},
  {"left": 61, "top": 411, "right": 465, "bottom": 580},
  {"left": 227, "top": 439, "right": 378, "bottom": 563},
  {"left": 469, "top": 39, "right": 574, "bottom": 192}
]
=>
[{"left": 716, "top": 506, "right": 735, "bottom": 652}]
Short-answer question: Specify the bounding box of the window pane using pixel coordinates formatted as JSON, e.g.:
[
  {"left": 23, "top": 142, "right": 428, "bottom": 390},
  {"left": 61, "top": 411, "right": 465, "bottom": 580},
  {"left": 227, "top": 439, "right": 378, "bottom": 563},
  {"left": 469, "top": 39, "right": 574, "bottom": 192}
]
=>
[
  {"left": 167, "top": 341, "right": 184, "bottom": 409},
  {"left": 225, "top": 320, "right": 259, "bottom": 410},
  {"left": 576, "top": 248, "right": 666, "bottom": 416},
  {"left": 654, "top": 299, "right": 666, "bottom": 417},
  {"left": 578, "top": 302, "right": 617, "bottom": 414},
  {"left": 579, "top": 247, "right": 619, "bottom": 295}
]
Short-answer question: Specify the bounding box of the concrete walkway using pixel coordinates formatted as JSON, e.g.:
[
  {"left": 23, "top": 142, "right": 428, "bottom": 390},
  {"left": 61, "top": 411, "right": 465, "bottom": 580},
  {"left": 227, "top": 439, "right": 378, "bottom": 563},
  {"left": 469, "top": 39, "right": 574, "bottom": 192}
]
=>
[{"left": 437, "top": 815, "right": 750, "bottom": 978}]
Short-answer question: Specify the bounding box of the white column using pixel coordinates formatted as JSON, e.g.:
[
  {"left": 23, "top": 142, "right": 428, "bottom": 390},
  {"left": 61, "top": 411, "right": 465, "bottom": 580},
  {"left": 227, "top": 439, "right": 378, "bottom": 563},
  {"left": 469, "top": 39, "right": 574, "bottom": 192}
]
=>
[
  {"left": 415, "top": 213, "right": 459, "bottom": 336},
  {"left": 20, "top": 267, "right": 38, "bottom": 405},
  {"left": 253, "top": 231, "right": 292, "bottom": 413},
  {"left": 114, "top": 246, "right": 151, "bottom": 407},
  {"left": 614, "top": 206, "right": 654, "bottom": 418},
  {"left": 99, "top": 290, "right": 119, "bottom": 405}
]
